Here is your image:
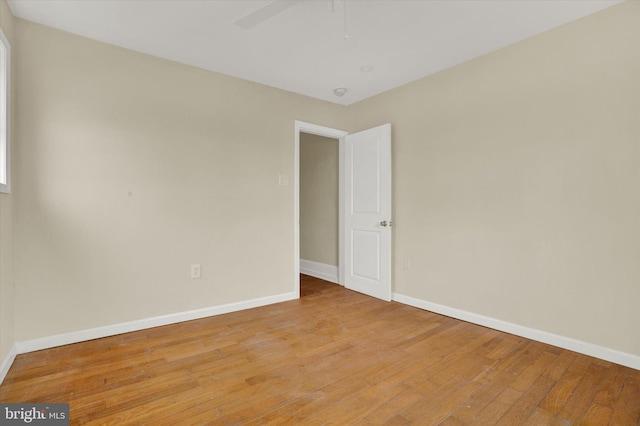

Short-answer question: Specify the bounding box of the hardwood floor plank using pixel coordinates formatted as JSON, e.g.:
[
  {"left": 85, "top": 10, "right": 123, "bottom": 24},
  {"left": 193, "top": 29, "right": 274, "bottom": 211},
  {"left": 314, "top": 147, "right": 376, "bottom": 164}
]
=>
[
  {"left": 610, "top": 375, "right": 640, "bottom": 425},
  {"left": 581, "top": 402, "right": 614, "bottom": 426},
  {"left": 1, "top": 275, "right": 638, "bottom": 425},
  {"left": 555, "top": 358, "right": 610, "bottom": 422},
  {"left": 522, "top": 407, "right": 555, "bottom": 425},
  {"left": 360, "top": 385, "right": 424, "bottom": 424},
  {"left": 87, "top": 387, "right": 209, "bottom": 426},
  {"left": 402, "top": 377, "right": 484, "bottom": 424},
  {"left": 538, "top": 369, "right": 583, "bottom": 415},
  {"left": 279, "top": 377, "right": 372, "bottom": 422},
  {"left": 74, "top": 380, "right": 200, "bottom": 424},
  {"left": 593, "top": 364, "right": 630, "bottom": 409},
  {"left": 467, "top": 386, "right": 523, "bottom": 425},
  {"left": 495, "top": 374, "right": 556, "bottom": 425},
  {"left": 510, "top": 351, "right": 559, "bottom": 392}
]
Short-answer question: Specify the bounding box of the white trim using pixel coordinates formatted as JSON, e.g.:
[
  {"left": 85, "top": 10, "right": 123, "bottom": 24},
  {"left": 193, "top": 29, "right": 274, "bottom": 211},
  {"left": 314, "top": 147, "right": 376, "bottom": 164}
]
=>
[
  {"left": 393, "top": 292, "right": 640, "bottom": 371},
  {"left": 300, "top": 259, "right": 340, "bottom": 284},
  {"left": 0, "top": 344, "right": 17, "bottom": 385},
  {"left": 3, "top": 290, "right": 637, "bottom": 385},
  {"left": 294, "top": 120, "right": 348, "bottom": 296},
  {"left": 338, "top": 137, "right": 345, "bottom": 286},
  {"left": 0, "top": 28, "right": 11, "bottom": 194},
  {"left": 12, "top": 291, "right": 296, "bottom": 358}
]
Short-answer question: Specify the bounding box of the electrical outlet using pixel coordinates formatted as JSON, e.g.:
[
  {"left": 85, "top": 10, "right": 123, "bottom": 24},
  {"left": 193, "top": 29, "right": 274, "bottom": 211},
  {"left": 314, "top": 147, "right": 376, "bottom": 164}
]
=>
[{"left": 191, "top": 264, "right": 201, "bottom": 279}]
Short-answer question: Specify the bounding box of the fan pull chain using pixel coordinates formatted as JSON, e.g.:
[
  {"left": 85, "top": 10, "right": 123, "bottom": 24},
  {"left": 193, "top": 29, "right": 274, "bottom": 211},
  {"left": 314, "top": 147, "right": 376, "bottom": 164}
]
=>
[{"left": 344, "top": 0, "right": 348, "bottom": 39}]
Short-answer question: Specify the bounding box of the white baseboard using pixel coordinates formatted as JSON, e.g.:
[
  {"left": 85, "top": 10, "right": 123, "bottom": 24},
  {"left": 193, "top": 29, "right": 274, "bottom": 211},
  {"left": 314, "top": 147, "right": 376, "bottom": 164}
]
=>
[
  {"left": 393, "top": 293, "right": 640, "bottom": 371},
  {"left": 4, "top": 288, "right": 637, "bottom": 387},
  {"left": 0, "top": 344, "right": 17, "bottom": 385},
  {"left": 0, "top": 291, "right": 297, "bottom": 383},
  {"left": 300, "top": 259, "right": 339, "bottom": 284}
]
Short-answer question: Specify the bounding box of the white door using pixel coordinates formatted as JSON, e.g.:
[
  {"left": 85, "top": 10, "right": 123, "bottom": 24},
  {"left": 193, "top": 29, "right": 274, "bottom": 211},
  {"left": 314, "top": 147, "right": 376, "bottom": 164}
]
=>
[{"left": 344, "top": 124, "right": 392, "bottom": 301}]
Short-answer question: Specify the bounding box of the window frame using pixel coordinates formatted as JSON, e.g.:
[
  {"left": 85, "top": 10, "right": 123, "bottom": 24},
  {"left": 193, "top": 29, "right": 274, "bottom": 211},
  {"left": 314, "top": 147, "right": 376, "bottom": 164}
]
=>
[{"left": 0, "top": 28, "right": 10, "bottom": 194}]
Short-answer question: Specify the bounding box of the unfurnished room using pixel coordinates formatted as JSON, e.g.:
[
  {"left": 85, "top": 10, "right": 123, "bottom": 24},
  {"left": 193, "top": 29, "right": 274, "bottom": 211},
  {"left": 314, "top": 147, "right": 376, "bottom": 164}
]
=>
[{"left": 0, "top": 0, "right": 639, "bottom": 424}]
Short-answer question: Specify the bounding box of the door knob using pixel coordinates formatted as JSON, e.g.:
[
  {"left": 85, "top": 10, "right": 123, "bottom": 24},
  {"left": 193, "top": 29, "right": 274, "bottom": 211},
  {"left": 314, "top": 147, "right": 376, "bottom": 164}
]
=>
[{"left": 380, "top": 220, "right": 389, "bottom": 227}]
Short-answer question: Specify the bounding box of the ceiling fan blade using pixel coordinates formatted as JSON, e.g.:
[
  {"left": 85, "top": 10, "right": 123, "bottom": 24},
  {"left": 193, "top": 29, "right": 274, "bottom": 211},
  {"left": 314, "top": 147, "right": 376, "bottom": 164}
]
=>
[{"left": 234, "top": 0, "right": 301, "bottom": 30}]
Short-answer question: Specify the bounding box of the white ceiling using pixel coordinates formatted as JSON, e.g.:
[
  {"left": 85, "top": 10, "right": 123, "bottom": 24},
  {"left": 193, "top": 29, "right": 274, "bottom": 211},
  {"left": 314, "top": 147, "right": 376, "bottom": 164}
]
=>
[{"left": 7, "top": 0, "right": 622, "bottom": 105}]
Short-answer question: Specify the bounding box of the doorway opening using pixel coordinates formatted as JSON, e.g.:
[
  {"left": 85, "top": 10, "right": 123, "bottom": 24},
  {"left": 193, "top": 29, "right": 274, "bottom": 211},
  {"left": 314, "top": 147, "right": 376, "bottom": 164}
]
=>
[
  {"left": 294, "top": 121, "right": 392, "bottom": 301},
  {"left": 294, "top": 121, "right": 347, "bottom": 298},
  {"left": 299, "top": 132, "right": 340, "bottom": 283}
]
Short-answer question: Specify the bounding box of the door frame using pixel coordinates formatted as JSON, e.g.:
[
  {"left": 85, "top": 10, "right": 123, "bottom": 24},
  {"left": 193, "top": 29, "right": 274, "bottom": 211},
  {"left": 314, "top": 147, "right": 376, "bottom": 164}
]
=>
[{"left": 294, "top": 121, "right": 348, "bottom": 297}]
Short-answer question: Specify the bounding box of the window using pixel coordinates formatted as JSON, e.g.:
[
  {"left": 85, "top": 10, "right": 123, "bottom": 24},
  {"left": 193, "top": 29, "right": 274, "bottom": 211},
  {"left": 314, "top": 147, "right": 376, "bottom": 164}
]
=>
[{"left": 0, "top": 28, "right": 9, "bottom": 194}]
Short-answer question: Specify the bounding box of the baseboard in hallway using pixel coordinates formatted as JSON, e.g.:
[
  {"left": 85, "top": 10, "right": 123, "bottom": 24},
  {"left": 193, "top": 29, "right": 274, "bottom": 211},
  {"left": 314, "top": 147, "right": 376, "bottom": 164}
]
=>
[{"left": 299, "top": 259, "right": 339, "bottom": 284}]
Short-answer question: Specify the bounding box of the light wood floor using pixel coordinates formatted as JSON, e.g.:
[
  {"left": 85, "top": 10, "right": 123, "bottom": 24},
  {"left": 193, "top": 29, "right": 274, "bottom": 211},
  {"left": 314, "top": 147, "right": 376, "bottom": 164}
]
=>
[{"left": 1, "top": 275, "right": 639, "bottom": 425}]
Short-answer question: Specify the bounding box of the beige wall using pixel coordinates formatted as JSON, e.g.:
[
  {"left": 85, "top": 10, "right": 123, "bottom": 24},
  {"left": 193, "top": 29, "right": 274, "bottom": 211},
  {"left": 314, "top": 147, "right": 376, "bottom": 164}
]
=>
[
  {"left": 0, "top": 0, "right": 14, "bottom": 366},
  {"left": 351, "top": 1, "right": 640, "bottom": 356},
  {"left": 299, "top": 133, "right": 339, "bottom": 266},
  {"left": 12, "top": 18, "right": 348, "bottom": 341}
]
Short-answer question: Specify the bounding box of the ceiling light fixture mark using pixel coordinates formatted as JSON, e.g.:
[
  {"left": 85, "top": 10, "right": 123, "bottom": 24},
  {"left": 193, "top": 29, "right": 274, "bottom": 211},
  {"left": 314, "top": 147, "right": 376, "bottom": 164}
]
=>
[{"left": 333, "top": 87, "right": 348, "bottom": 97}]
